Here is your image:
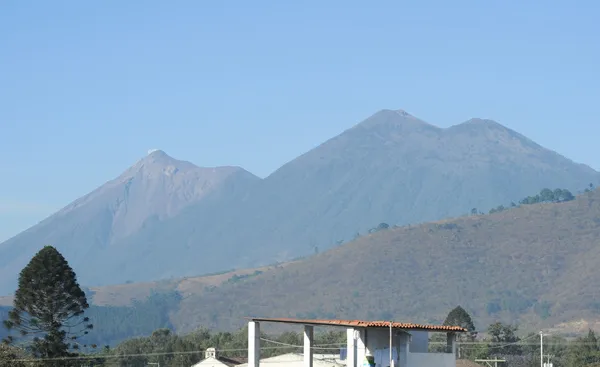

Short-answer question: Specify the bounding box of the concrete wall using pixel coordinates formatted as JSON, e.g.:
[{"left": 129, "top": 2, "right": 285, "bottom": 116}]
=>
[
  {"left": 409, "top": 331, "right": 428, "bottom": 353},
  {"left": 346, "top": 328, "right": 453, "bottom": 367},
  {"left": 363, "top": 328, "right": 389, "bottom": 356},
  {"left": 360, "top": 329, "right": 428, "bottom": 355},
  {"left": 406, "top": 352, "right": 455, "bottom": 367},
  {"left": 349, "top": 328, "right": 411, "bottom": 367}
]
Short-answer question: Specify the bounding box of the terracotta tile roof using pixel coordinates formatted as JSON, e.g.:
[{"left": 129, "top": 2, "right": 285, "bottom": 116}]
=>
[
  {"left": 218, "top": 356, "right": 247, "bottom": 367},
  {"left": 247, "top": 317, "right": 467, "bottom": 332}
]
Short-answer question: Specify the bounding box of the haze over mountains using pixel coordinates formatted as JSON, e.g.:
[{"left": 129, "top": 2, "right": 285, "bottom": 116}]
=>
[
  {"left": 0, "top": 109, "right": 598, "bottom": 294},
  {"left": 1, "top": 187, "right": 596, "bottom": 339},
  {"left": 146, "top": 188, "right": 600, "bottom": 333}
]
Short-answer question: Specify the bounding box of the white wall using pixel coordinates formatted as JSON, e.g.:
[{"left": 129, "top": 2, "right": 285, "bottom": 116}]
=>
[
  {"left": 359, "top": 328, "right": 410, "bottom": 367},
  {"left": 238, "top": 353, "right": 344, "bottom": 367},
  {"left": 406, "top": 352, "right": 455, "bottom": 367},
  {"left": 364, "top": 328, "right": 388, "bottom": 356},
  {"left": 191, "top": 357, "right": 231, "bottom": 367}
]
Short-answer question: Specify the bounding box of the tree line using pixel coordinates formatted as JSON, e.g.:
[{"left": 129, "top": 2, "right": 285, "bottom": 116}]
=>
[
  {"left": 472, "top": 186, "right": 580, "bottom": 216},
  {"left": 351, "top": 185, "right": 591, "bottom": 244},
  {"left": 432, "top": 306, "right": 600, "bottom": 367}
]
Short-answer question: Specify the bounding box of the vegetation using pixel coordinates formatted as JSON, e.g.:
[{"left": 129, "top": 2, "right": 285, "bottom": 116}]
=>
[
  {"left": 4, "top": 305, "right": 600, "bottom": 366},
  {"left": 81, "top": 291, "right": 181, "bottom": 347},
  {"left": 4, "top": 241, "right": 600, "bottom": 366},
  {"left": 156, "top": 188, "right": 600, "bottom": 333},
  {"left": 4, "top": 189, "right": 600, "bottom": 365},
  {"left": 99, "top": 327, "right": 346, "bottom": 367},
  {"left": 368, "top": 222, "right": 390, "bottom": 233},
  {"left": 0, "top": 344, "right": 28, "bottom": 367},
  {"left": 0, "top": 326, "right": 346, "bottom": 366},
  {"left": 485, "top": 187, "right": 576, "bottom": 214},
  {"left": 3, "top": 246, "right": 93, "bottom": 365},
  {"left": 445, "top": 306, "right": 477, "bottom": 356},
  {"left": 429, "top": 307, "right": 600, "bottom": 367},
  {"left": 225, "top": 270, "right": 264, "bottom": 284}
]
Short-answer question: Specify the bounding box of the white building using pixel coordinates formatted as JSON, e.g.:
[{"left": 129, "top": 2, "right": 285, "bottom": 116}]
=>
[
  {"left": 238, "top": 353, "right": 344, "bottom": 367},
  {"left": 192, "top": 347, "right": 246, "bottom": 367},
  {"left": 246, "top": 317, "right": 467, "bottom": 367}
]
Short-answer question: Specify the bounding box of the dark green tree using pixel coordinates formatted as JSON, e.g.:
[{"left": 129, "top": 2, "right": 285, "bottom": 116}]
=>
[
  {"left": 561, "top": 189, "right": 575, "bottom": 201},
  {"left": 443, "top": 306, "right": 477, "bottom": 358},
  {"left": 443, "top": 306, "right": 476, "bottom": 337},
  {"left": 487, "top": 322, "right": 521, "bottom": 356},
  {"left": 3, "top": 246, "right": 93, "bottom": 365},
  {"left": 369, "top": 223, "right": 390, "bottom": 233},
  {"left": 567, "top": 329, "right": 600, "bottom": 367},
  {"left": 554, "top": 188, "right": 575, "bottom": 202}
]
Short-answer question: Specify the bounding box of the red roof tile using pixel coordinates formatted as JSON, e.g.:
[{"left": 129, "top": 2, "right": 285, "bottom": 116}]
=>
[{"left": 247, "top": 317, "right": 467, "bottom": 332}]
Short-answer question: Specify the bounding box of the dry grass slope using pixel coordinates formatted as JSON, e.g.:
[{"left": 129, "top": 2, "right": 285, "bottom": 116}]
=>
[
  {"left": 0, "top": 263, "right": 297, "bottom": 308},
  {"left": 168, "top": 189, "right": 600, "bottom": 332}
]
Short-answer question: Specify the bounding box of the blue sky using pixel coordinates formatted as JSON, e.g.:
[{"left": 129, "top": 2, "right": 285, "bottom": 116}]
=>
[{"left": 1, "top": 0, "right": 599, "bottom": 242}]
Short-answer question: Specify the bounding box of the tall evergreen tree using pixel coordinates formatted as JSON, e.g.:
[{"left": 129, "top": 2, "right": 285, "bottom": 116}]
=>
[
  {"left": 443, "top": 306, "right": 476, "bottom": 335},
  {"left": 2, "top": 246, "right": 93, "bottom": 365},
  {"left": 443, "top": 306, "right": 477, "bottom": 358}
]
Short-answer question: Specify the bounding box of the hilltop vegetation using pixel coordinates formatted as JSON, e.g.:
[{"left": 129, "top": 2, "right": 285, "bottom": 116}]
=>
[{"left": 480, "top": 186, "right": 577, "bottom": 214}]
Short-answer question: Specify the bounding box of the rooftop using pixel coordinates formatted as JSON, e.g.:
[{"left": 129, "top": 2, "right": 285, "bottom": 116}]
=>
[
  {"left": 237, "top": 353, "right": 344, "bottom": 367},
  {"left": 247, "top": 317, "right": 467, "bottom": 332}
]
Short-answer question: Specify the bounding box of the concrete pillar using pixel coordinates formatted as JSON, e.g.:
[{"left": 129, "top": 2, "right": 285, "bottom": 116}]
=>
[
  {"left": 346, "top": 328, "right": 357, "bottom": 367},
  {"left": 446, "top": 332, "right": 456, "bottom": 355},
  {"left": 249, "top": 321, "right": 260, "bottom": 367},
  {"left": 398, "top": 332, "right": 409, "bottom": 367},
  {"left": 304, "top": 325, "right": 314, "bottom": 367}
]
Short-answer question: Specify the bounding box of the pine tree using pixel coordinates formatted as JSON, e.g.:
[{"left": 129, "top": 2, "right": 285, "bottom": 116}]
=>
[
  {"left": 443, "top": 306, "right": 476, "bottom": 337},
  {"left": 443, "top": 306, "right": 477, "bottom": 358},
  {"left": 2, "top": 245, "right": 93, "bottom": 365}
]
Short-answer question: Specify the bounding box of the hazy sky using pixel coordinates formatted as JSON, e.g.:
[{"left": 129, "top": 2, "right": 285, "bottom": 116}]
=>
[{"left": 1, "top": 0, "right": 599, "bottom": 242}]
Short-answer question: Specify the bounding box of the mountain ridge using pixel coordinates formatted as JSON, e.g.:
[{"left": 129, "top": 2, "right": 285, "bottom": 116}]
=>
[
  {"left": 0, "top": 151, "right": 261, "bottom": 291},
  {"left": 0, "top": 108, "right": 598, "bottom": 293}
]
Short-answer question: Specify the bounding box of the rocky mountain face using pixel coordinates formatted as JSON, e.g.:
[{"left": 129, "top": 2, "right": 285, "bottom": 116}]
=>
[
  {"left": 0, "top": 150, "right": 260, "bottom": 292},
  {"left": 0, "top": 109, "right": 598, "bottom": 293}
]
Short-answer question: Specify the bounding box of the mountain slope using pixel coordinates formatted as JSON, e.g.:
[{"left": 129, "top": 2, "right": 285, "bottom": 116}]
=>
[
  {"left": 1, "top": 109, "right": 598, "bottom": 292},
  {"left": 0, "top": 150, "right": 260, "bottom": 292},
  {"left": 120, "top": 109, "right": 600, "bottom": 275},
  {"left": 169, "top": 189, "right": 600, "bottom": 332}
]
